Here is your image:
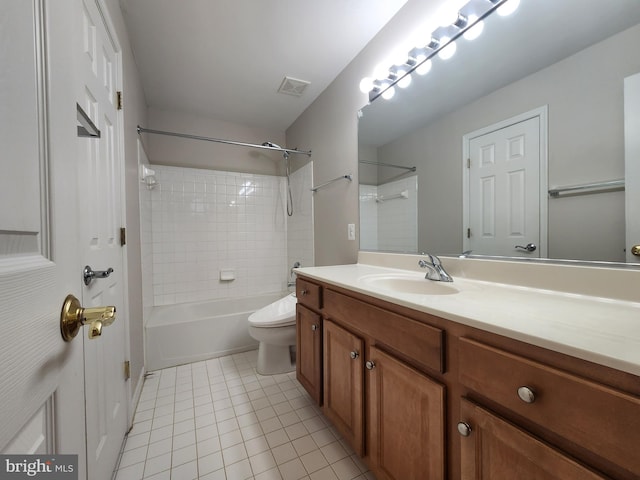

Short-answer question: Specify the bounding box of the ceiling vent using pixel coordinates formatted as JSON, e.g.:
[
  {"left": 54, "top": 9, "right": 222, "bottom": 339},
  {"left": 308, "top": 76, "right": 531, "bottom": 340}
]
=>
[{"left": 278, "top": 76, "right": 311, "bottom": 97}]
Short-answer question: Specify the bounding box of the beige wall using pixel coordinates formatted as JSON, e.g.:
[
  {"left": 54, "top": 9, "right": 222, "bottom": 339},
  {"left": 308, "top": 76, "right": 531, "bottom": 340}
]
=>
[
  {"left": 377, "top": 23, "right": 640, "bottom": 262},
  {"left": 104, "top": 0, "right": 148, "bottom": 398},
  {"left": 286, "top": 0, "right": 443, "bottom": 266},
  {"left": 144, "top": 107, "right": 286, "bottom": 176}
]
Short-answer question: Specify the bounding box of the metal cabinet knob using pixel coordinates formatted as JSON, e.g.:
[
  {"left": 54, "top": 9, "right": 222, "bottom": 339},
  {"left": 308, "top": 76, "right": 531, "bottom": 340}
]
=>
[
  {"left": 301, "top": 289, "right": 308, "bottom": 296},
  {"left": 60, "top": 294, "right": 116, "bottom": 341},
  {"left": 365, "top": 360, "right": 376, "bottom": 370},
  {"left": 632, "top": 244, "right": 640, "bottom": 256},
  {"left": 350, "top": 351, "right": 359, "bottom": 360},
  {"left": 517, "top": 386, "right": 536, "bottom": 404},
  {"left": 311, "top": 324, "right": 318, "bottom": 331},
  {"left": 457, "top": 422, "right": 472, "bottom": 437}
]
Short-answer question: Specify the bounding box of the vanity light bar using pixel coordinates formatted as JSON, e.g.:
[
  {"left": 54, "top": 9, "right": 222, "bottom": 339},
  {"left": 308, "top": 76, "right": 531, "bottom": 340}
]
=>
[{"left": 366, "top": 0, "right": 517, "bottom": 103}]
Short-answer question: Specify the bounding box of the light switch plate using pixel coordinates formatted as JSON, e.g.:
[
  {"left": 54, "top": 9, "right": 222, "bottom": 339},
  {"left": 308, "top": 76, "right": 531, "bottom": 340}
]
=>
[{"left": 348, "top": 223, "right": 356, "bottom": 241}]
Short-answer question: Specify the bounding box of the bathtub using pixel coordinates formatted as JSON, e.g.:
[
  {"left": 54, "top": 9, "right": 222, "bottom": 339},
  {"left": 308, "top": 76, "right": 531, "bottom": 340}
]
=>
[{"left": 145, "top": 292, "right": 288, "bottom": 371}]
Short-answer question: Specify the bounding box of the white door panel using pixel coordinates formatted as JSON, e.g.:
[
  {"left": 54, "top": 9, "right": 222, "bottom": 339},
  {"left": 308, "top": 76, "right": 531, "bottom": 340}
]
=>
[
  {"left": 77, "top": 1, "right": 128, "bottom": 478},
  {"left": 464, "top": 109, "right": 547, "bottom": 258},
  {"left": 625, "top": 73, "right": 640, "bottom": 263},
  {"left": 0, "top": 0, "right": 84, "bottom": 471},
  {"left": 0, "top": 2, "right": 128, "bottom": 479}
]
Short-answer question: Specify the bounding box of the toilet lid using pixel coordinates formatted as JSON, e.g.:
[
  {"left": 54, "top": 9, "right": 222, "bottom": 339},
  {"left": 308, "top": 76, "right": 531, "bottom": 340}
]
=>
[{"left": 248, "top": 293, "right": 297, "bottom": 327}]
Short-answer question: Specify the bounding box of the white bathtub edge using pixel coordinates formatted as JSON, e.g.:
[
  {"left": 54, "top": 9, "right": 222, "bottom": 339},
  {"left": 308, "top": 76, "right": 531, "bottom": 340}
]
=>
[{"left": 146, "top": 344, "right": 258, "bottom": 372}]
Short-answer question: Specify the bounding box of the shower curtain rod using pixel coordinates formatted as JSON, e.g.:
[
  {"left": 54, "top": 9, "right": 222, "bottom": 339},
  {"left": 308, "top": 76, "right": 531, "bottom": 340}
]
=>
[
  {"left": 359, "top": 160, "right": 416, "bottom": 172},
  {"left": 137, "top": 126, "right": 312, "bottom": 157}
]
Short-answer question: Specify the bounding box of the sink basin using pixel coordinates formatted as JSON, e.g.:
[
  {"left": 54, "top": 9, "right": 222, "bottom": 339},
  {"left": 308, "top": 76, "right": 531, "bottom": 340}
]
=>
[{"left": 360, "top": 273, "right": 459, "bottom": 295}]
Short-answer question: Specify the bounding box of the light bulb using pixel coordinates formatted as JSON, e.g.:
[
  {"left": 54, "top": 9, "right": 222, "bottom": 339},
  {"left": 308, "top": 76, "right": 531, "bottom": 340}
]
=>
[
  {"left": 381, "top": 86, "right": 395, "bottom": 100},
  {"left": 498, "top": 0, "right": 520, "bottom": 17},
  {"left": 397, "top": 72, "right": 412, "bottom": 89},
  {"left": 463, "top": 15, "right": 484, "bottom": 40},
  {"left": 416, "top": 59, "right": 432, "bottom": 76},
  {"left": 359, "top": 77, "right": 374, "bottom": 94},
  {"left": 438, "top": 38, "right": 457, "bottom": 60},
  {"left": 414, "top": 52, "right": 427, "bottom": 64}
]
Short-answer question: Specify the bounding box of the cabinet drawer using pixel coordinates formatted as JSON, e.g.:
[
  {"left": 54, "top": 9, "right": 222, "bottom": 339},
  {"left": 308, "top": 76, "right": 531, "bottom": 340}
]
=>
[
  {"left": 324, "top": 289, "right": 443, "bottom": 373},
  {"left": 459, "top": 337, "right": 640, "bottom": 476},
  {"left": 296, "top": 278, "right": 322, "bottom": 310}
]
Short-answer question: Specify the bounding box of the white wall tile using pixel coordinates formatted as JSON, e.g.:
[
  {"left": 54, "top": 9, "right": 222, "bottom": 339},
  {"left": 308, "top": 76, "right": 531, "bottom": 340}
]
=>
[{"left": 142, "top": 164, "right": 313, "bottom": 307}]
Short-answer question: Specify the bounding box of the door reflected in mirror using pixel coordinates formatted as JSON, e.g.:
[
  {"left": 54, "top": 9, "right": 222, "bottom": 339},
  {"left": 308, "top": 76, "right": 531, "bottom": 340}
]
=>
[{"left": 358, "top": 0, "right": 640, "bottom": 265}]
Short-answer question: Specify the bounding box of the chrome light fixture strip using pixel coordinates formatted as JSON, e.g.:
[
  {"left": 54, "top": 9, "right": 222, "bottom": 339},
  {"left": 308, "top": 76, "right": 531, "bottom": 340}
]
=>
[{"left": 368, "top": 0, "right": 511, "bottom": 103}]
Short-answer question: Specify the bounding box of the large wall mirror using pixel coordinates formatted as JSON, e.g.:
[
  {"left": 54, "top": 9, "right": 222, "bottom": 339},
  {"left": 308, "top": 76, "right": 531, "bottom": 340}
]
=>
[{"left": 358, "top": 0, "right": 640, "bottom": 265}]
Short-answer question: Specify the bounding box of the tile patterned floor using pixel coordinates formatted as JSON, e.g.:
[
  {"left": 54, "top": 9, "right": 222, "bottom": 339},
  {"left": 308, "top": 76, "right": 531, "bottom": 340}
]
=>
[{"left": 114, "top": 350, "right": 376, "bottom": 480}]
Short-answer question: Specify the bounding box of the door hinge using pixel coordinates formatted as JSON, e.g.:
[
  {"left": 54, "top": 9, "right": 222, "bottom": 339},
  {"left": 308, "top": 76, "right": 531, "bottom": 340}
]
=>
[
  {"left": 467, "top": 158, "right": 471, "bottom": 169},
  {"left": 124, "top": 360, "right": 130, "bottom": 380},
  {"left": 116, "top": 91, "right": 123, "bottom": 110},
  {"left": 120, "top": 227, "right": 126, "bottom": 246},
  {"left": 467, "top": 228, "right": 471, "bottom": 238}
]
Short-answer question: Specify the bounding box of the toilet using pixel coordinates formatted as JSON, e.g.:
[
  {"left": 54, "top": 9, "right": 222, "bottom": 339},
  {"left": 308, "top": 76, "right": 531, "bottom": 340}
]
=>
[{"left": 248, "top": 293, "right": 297, "bottom": 375}]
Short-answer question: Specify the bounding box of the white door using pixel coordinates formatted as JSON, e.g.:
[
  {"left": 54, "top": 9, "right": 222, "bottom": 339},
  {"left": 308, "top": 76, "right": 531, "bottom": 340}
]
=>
[
  {"left": 625, "top": 73, "right": 640, "bottom": 264},
  {"left": 76, "top": 0, "right": 129, "bottom": 478},
  {"left": 464, "top": 108, "right": 548, "bottom": 257},
  {"left": 0, "top": 0, "right": 86, "bottom": 474}
]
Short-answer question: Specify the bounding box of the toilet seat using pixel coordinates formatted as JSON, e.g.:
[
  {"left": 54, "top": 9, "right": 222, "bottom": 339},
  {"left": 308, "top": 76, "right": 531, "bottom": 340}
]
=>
[{"left": 248, "top": 293, "right": 297, "bottom": 328}]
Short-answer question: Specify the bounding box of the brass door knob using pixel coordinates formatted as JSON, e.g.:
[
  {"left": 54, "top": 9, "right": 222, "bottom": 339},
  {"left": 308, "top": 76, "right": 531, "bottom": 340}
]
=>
[
  {"left": 632, "top": 245, "right": 640, "bottom": 257},
  {"left": 60, "top": 294, "right": 116, "bottom": 341}
]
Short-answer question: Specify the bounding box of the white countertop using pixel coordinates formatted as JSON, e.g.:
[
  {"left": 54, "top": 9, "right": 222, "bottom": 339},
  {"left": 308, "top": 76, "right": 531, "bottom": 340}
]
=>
[{"left": 296, "top": 259, "right": 640, "bottom": 377}]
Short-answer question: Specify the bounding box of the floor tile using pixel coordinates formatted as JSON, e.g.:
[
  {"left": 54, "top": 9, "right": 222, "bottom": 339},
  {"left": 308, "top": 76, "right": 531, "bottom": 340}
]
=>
[
  {"left": 220, "top": 429, "right": 244, "bottom": 449},
  {"left": 255, "top": 467, "right": 284, "bottom": 480},
  {"left": 249, "top": 450, "right": 277, "bottom": 474},
  {"left": 271, "top": 442, "right": 298, "bottom": 466},
  {"left": 279, "top": 457, "right": 307, "bottom": 480},
  {"left": 244, "top": 435, "right": 270, "bottom": 457},
  {"left": 115, "top": 461, "right": 144, "bottom": 480},
  {"left": 309, "top": 466, "right": 339, "bottom": 480},
  {"left": 222, "top": 442, "right": 248, "bottom": 466},
  {"left": 224, "top": 458, "right": 253, "bottom": 479},
  {"left": 198, "top": 447, "right": 223, "bottom": 472},
  {"left": 114, "top": 351, "right": 377, "bottom": 480},
  {"left": 299, "top": 450, "right": 328, "bottom": 474},
  {"left": 331, "top": 457, "right": 361, "bottom": 480}
]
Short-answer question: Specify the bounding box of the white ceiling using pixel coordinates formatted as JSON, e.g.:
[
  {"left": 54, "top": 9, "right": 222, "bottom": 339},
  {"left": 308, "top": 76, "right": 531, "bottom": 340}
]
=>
[{"left": 119, "top": 0, "right": 408, "bottom": 131}]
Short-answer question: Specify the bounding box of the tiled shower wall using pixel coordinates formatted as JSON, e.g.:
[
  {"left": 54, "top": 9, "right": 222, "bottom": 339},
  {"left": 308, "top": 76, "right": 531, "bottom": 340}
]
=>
[
  {"left": 141, "top": 164, "right": 313, "bottom": 307},
  {"left": 359, "top": 175, "right": 418, "bottom": 252}
]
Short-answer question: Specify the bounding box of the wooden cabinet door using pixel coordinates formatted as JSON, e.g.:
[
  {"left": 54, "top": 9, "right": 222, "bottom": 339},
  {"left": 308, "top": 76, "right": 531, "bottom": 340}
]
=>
[
  {"left": 296, "top": 304, "right": 322, "bottom": 405},
  {"left": 323, "top": 319, "right": 364, "bottom": 455},
  {"left": 459, "top": 398, "right": 609, "bottom": 480},
  {"left": 368, "top": 346, "right": 445, "bottom": 480}
]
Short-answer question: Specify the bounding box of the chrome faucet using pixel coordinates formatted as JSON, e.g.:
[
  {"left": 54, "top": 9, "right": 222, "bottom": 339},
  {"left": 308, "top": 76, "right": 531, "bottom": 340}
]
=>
[
  {"left": 287, "top": 261, "right": 301, "bottom": 288},
  {"left": 418, "top": 254, "right": 453, "bottom": 282}
]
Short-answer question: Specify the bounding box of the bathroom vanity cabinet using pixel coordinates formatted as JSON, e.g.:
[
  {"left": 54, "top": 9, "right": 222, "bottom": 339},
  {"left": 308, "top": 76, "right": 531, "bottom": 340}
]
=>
[{"left": 295, "top": 274, "right": 640, "bottom": 480}]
